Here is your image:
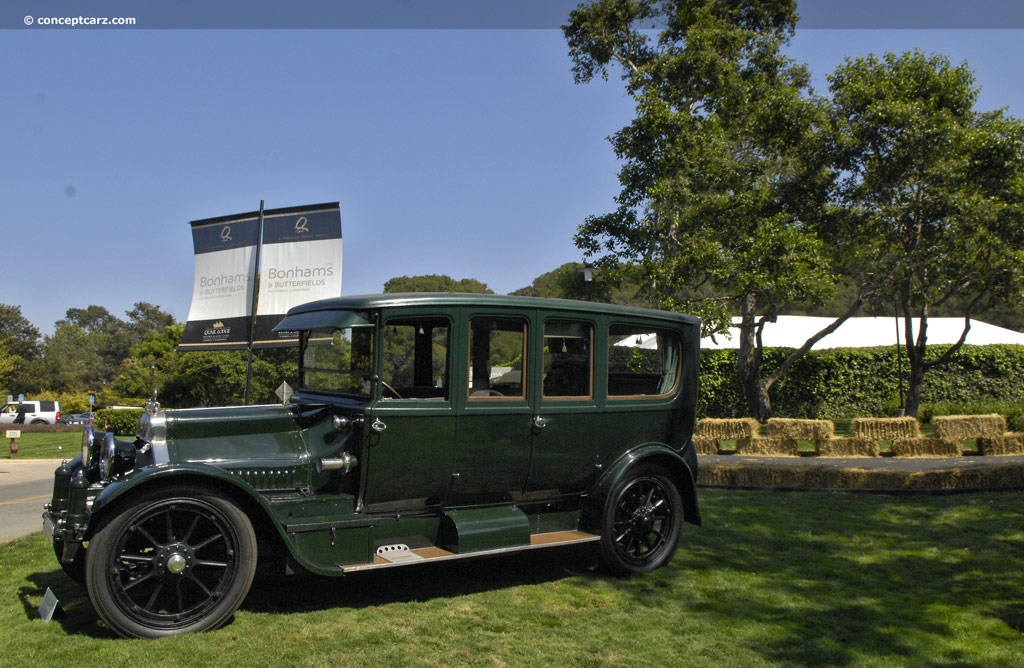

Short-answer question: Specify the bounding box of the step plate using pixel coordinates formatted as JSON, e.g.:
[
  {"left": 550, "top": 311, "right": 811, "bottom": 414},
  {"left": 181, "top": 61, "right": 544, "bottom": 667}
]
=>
[
  {"left": 375, "top": 544, "right": 425, "bottom": 563},
  {"left": 342, "top": 530, "right": 599, "bottom": 573}
]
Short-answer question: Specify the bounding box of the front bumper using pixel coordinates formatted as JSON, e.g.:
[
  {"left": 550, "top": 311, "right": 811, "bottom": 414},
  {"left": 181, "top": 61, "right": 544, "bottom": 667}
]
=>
[{"left": 42, "top": 513, "right": 56, "bottom": 544}]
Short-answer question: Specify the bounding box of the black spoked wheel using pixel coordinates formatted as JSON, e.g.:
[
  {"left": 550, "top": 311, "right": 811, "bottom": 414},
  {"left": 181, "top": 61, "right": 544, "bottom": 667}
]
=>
[
  {"left": 85, "top": 485, "right": 257, "bottom": 638},
  {"left": 599, "top": 465, "right": 683, "bottom": 575}
]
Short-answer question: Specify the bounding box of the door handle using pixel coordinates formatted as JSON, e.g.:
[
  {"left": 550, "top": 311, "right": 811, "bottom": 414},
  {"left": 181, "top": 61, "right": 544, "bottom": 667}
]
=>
[
  {"left": 370, "top": 417, "right": 387, "bottom": 433},
  {"left": 531, "top": 416, "right": 548, "bottom": 430}
]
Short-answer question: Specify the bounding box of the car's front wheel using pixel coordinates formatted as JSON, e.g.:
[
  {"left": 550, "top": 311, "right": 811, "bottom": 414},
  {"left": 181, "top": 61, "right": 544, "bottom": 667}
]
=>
[
  {"left": 85, "top": 484, "right": 257, "bottom": 638},
  {"left": 598, "top": 464, "right": 683, "bottom": 575}
]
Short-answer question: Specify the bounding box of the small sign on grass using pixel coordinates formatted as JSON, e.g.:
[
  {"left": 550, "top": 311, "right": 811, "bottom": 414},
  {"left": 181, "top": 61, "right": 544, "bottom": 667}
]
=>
[{"left": 38, "top": 588, "right": 63, "bottom": 623}]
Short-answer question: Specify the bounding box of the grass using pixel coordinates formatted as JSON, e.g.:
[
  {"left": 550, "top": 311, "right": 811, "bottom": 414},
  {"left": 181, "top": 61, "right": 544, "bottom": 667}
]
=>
[
  {"left": 5, "top": 432, "right": 80, "bottom": 460},
  {"left": 2, "top": 489, "right": 1023, "bottom": 667}
]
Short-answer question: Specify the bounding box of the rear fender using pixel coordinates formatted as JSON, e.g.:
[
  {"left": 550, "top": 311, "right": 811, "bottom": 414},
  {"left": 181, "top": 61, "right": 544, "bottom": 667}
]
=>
[{"left": 585, "top": 443, "right": 701, "bottom": 529}]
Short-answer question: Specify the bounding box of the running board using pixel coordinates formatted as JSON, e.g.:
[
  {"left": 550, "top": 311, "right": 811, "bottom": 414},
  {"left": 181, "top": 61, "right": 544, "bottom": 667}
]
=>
[{"left": 338, "top": 530, "right": 600, "bottom": 573}]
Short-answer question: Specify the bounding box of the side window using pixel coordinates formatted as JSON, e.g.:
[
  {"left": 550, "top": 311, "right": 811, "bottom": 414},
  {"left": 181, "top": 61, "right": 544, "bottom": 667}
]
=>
[
  {"left": 381, "top": 318, "right": 450, "bottom": 400},
  {"left": 543, "top": 320, "right": 593, "bottom": 399},
  {"left": 607, "top": 325, "right": 681, "bottom": 398},
  {"left": 301, "top": 327, "right": 375, "bottom": 397},
  {"left": 468, "top": 316, "right": 527, "bottom": 400}
]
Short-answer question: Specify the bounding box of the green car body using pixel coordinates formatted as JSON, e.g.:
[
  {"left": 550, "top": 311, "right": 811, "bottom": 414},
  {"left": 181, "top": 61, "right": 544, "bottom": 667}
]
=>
[{"left": 43, "top": 293, "right": 701, "bottom": 638}]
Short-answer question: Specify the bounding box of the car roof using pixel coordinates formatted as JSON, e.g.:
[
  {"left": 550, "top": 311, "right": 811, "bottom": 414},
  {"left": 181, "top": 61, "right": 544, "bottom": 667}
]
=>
[{"left": 278, "top": 293, "right": 700, "bottom": 328}]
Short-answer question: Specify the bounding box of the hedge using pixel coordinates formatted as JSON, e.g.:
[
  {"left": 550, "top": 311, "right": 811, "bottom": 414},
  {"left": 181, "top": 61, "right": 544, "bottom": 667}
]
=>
[
  {"left": 93, "top": 408, "right": 145, "bottom": 436},
  {"left": 699, "top": 344, "right": 1024, "bottom": 426}
]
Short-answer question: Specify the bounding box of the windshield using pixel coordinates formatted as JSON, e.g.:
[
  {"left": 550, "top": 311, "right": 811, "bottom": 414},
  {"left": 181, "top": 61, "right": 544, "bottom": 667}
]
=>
[{"left": 299, "top": 326, "right": 375, "bottom": 398}]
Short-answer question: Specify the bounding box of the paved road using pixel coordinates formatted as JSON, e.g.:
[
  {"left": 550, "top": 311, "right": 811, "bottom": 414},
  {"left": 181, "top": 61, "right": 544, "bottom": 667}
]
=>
[{"left": 0, "top": 459, "right": 61, "bottom": 543}]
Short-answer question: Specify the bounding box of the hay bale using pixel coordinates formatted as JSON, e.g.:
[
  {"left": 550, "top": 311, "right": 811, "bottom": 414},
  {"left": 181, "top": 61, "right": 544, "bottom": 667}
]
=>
[
  {"left": 851, "top": 417, "right": 921, "bottom": 440},
  {"left": 978, "top": 432, "right": 1024, "bottom": 456},
  {"left": 892, "top": 437, "right": 962, "bottom": 458},
  {"left": 766, "top": 418, "right": 835, "bottom": 440},
  {"left": 735, "top": 436, "right": 799, "bottom": 457},
  {"left": 693, "top": 436, "right": 720, "bottom": 456},
  {"left": 695, "top": 418, "right": 759, "bottom": 441},
  {"left": 697, "top": 459, "right": 1024, "bottom": 491},
  {"left": 932, "top": 414, "right": 1007, "bottom": 441},
  {"left": 818, "top": 437, "right": 880, "bottom": 458}
]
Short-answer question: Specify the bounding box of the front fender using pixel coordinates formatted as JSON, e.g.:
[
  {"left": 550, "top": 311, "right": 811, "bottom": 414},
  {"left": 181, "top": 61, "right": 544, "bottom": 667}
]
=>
[
  {"left": 88, "top": 463, "right": 277, "bottom": 535},
  {"left": 586, "top": 442, "right": 701, "bottom": 528}
]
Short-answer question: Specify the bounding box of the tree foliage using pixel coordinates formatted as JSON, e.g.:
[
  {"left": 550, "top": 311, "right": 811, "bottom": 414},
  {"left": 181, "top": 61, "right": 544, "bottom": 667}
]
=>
[
  {"left": 383, "top": 275, "right": 492, "bottom": 294},
  {"left": 22, "top": 302, "right": 180, "bottom": 398},
  {"left": 564, "top": 0, "right": 847, "bottom": 419},
  {"left": 827, "top": 50, "right": 1024, "bottom": 416},
  {"left": 510, "top": 262, "right": 621, "bottom": 303},
  {"left": 0, "top": 304, "right": 41, "bottom": 394}
]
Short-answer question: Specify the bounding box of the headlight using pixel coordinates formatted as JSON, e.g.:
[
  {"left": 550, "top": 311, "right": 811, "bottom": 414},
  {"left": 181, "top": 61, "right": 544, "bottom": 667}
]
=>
[
  {"left": 82, "top": 426, "right": 135, "bottom": 481},
  {"left": 82, "top": 427, "right": 96, "bottom": 467},
  {"left": 99, "top": 431, "right": 117, "bottom": 480}
]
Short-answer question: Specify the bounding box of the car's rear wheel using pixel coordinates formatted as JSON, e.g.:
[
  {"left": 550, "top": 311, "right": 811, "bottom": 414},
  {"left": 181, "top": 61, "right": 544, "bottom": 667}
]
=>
[
  {"left": 598, "top": 464, "right": 683, "bottom": 575},
  {"left": 85, "top": 485, "right": 257, "bottom": 638}
]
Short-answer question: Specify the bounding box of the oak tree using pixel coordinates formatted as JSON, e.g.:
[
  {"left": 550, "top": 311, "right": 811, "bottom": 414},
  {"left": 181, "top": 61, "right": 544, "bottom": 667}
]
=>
[
  {"left": 565, "top": 0, "right": 851, "bottom": 420},
  {"left": 827, "top": 50, "right": 1024, "bottom": 416}
]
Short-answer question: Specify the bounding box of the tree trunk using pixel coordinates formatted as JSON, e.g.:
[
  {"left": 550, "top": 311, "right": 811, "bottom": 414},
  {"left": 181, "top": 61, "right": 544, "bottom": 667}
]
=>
[
  {"left": 901, "top": 310, "right": 971, "bottom": 418},
  {"left": 902, "top": 308, "right": 926, "bottom": 418},
  {"left": 904, "top": 362, "right": 926, "bottom": 418},
  {"left": 736, "top": 294, "right": 772, "bottom": 421}
]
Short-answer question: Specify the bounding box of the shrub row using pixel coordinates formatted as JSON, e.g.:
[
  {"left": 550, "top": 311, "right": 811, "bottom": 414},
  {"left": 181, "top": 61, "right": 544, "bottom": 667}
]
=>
[
  {"left": 94, "top": 408, "right": 145, "bottom": 436},
  {"left": 699, "top": 344, "right": 1024, "bottom": 425}
]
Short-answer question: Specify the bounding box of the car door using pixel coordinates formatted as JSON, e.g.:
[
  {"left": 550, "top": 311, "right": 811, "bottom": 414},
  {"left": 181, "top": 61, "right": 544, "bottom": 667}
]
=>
[
  {"left": 447, "top": 313, "right": 533, "bottom": 505},
  {"left": 524, "top": 317, "right": 601, "bottom": 499},
  {"left": 359, "top": 315, "right": 456, "bottom": 513}
]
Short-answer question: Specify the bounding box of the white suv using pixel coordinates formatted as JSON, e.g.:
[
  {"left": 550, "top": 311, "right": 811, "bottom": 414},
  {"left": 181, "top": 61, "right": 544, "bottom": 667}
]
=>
[{"left": 0, "top": 400, "right": 61, "bottom": 425}]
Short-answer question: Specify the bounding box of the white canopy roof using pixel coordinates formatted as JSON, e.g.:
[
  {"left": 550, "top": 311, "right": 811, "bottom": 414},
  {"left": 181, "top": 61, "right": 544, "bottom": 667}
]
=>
[{"left": 700, "top": 316, "right": 1024, "bottom": 350}]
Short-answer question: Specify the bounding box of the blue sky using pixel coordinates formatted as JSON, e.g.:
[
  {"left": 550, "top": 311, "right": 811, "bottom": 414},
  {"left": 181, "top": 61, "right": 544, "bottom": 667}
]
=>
[{"left": 3, "top": 4, "right": 1023, "bottom": 334}]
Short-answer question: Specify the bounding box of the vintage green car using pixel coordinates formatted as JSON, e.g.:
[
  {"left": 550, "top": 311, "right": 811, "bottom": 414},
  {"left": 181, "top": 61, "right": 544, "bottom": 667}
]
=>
[{"left": 43, "top": 293, "right": 702, "bottom": 638}]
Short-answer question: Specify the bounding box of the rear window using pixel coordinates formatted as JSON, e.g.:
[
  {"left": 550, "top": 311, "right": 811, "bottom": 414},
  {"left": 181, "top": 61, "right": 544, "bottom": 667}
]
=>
[
  {"left": 607, "top": 325, "right": 681, "bottom": 398},
  {"left": 542, "top": 319, "right": 593, "bottom": 399}
]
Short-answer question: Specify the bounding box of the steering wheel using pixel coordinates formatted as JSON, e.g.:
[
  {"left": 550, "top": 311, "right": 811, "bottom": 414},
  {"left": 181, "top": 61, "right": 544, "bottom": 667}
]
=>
[{"left": 380, "top": 381, "right": 404, "bottom": 399}]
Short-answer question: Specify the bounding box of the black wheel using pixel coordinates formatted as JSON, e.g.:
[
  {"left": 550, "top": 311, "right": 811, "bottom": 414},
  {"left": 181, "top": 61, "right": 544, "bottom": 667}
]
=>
[
  {"left": 85, "top": 485, "right": 257, "bottom": 638},
  {"left": 598, "top": 465, "right": 683, "bottom": 575}
]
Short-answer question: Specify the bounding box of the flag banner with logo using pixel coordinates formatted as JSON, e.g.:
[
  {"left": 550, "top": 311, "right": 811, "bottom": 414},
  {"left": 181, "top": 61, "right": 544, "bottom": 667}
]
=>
[
  {"left": 179, "top": 211, "right": 261, "bottom": 350},
  {"left": 252, "top": 202, "right": 342, "bottom": 347}
]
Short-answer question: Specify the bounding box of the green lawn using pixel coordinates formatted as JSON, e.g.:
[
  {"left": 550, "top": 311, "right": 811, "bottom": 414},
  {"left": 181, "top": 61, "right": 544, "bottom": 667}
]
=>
[
  {"left": 5, "top": 431, "right": 81, "bottom": 460},
  {"left": 2, "top": 488, "right": 1022, "bottom": 667}
]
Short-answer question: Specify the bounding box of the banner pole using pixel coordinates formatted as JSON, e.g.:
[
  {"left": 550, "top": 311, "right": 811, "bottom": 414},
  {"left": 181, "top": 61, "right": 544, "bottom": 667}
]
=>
[{"left": 243, "top": 200, "right": 265, "bottom": 405}]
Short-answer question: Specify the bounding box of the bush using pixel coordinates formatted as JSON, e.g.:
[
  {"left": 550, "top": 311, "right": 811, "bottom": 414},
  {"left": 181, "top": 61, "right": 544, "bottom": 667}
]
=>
[
  {"left": 94, "top": 408, "right": 144, "bottom": 436},
  {"left": 700, "top": 344, "right": 1024, "bottom": 423}
]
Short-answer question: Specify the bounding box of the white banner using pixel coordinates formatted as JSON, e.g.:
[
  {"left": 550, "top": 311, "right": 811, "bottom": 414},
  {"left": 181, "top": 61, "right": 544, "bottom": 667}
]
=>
[
  {"left": 179, "top": 213, "right": 260, "bottom": 350},
  {"left": 253, "top": 203, "right": 342, "bottom": 347}
]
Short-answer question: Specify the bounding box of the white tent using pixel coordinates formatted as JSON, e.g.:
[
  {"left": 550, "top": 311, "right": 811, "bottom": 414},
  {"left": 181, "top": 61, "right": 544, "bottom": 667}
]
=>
[{"left": 700, "top": 316, "right": 1024, "bottom": 350}]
